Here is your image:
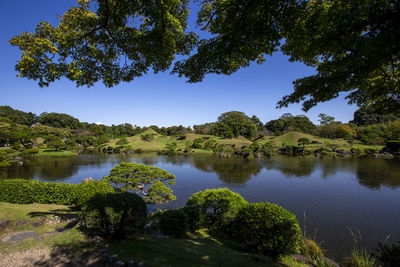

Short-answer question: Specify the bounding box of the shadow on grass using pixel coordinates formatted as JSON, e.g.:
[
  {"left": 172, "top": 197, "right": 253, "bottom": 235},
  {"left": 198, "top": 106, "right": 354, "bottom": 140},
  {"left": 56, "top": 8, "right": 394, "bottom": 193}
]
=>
[
  {"left": 33, "top": 240, "right": 108, "bottom": 267},
  {"left": 106, "top": 230, "right": 278, "bottom": 267},
  {"left": 28, "top": 207, "right": 79, "bottom": 219}
]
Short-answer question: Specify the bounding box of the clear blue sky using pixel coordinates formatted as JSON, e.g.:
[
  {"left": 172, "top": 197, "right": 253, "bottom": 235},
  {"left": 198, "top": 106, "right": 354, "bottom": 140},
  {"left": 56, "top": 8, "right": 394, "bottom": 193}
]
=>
[{"left": 0, "top": 0, "right": 357, "bottom": 127}]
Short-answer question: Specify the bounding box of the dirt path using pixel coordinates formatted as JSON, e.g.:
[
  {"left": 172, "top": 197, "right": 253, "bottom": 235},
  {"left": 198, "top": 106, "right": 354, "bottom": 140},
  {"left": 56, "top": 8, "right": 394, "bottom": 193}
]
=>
[{"left": 0, "top": 248, "right": 108, "bottom": 267}]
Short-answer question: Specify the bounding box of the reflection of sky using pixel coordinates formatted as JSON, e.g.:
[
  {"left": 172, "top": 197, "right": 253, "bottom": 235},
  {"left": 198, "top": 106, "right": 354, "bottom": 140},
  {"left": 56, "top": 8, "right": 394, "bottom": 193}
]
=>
[{"left": 5, "top": 154, "right": 400, "bottom": 261}]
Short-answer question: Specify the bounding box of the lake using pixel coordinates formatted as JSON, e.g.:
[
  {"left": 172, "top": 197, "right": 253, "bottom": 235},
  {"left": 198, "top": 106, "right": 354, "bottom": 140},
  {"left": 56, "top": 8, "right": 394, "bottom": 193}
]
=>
[{"left": 4, "top": 153, "right": 400, "bottom": 261}]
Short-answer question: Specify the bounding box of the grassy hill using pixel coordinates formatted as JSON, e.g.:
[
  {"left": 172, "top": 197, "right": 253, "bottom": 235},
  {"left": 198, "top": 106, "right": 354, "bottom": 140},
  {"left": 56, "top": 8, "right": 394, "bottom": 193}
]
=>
[
  {"left": 107, "top": 131, "right": 252, "bottom": 153},
  {"left": 264, "top": 131, "right": 347, "bottom": 146},
  {"left": 105, "top": 130, "right": 383, "bottom": 154}
]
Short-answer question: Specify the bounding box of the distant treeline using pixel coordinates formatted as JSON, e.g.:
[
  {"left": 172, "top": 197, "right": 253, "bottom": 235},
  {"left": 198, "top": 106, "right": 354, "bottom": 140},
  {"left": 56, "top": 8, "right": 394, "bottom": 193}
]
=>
[{"left": 0, "top": 106, "right": 399, "bottom": 152}]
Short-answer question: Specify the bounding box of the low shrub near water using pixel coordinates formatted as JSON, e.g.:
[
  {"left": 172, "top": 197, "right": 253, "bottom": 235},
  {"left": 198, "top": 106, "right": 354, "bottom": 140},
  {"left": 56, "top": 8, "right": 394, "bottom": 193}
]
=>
[
  {"left": 0, "top": 179, "right": 115, "bottom": 205},
  {"left": 231, "top": 202, "right": 301, "bottom": 259},
  {"left": 186, "top": 188, "right": 247, "bottom": 231},
  {"left": 159, "top": 209, "right": 188, "bottom": 238},
  {"left": 375, "top": 241, "right": 400, "bottom": 267},
  {"left": 300, "top": 239, "right": 324, "bottom": 260},
  {"left": 80, "top": 192, "right": 147, "bottom": 239}
]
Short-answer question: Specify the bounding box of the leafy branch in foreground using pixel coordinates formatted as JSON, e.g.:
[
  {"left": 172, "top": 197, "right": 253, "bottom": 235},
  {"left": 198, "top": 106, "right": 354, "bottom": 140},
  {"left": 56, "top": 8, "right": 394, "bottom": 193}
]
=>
[{"left": 9, "top": 0, "right": 400, "bottom": 113}]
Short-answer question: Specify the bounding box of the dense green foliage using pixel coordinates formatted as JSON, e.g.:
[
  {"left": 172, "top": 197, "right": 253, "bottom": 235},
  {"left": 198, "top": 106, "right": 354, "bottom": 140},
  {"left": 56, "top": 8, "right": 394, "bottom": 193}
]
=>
[
  {"left": 352, "top": 106, "right": 399, "bottom": 126},
  {"left": 0, "top": 179, "right": 115, "bottom": 205},
  {"left": 265, "top": 114, "right": 315, "bottom": 135},
  {"left": 375, "top": 241, "right": 400, "bottom": 267},
  {"left": 80, "top": 192, "right": 147, "bottom": 239},
  {"left": 11, "top": 1, "right": 400, "bottom": 111},
  {"left": 0, "top": 106, "right": 36, "bottom": 126},
  {"left": 0, "top": 151, "right": 11, "bottom": 168},
  {"left": 182, "top": 205, "right": 203, "bottom": 230},
  {"left": 213, "top": 111, "right": 257, "bottom": 139},
  {"left": 159, "top": 209, "right": 189, "bottom": 238},
  {"left": 103, "top": 162, "right": 176, "bottom": 204},
  {"left": 37, "top": 112, "right": 80, "bottom": 129},
  {"left": 232, "top": 202, "right": 301, "bottom": 259},
  {"left": 186, "top": 188, "right": 247, "bottom": 231}
]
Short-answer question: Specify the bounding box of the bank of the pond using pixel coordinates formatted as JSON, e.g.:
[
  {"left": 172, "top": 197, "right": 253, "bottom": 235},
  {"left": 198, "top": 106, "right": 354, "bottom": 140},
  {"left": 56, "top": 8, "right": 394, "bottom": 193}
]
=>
[
  {"left": 0, "top": 202, "right": 316, "bottom": 267},
  {"left": 2, "top": 153, "right": 400, "bottom": 263}
]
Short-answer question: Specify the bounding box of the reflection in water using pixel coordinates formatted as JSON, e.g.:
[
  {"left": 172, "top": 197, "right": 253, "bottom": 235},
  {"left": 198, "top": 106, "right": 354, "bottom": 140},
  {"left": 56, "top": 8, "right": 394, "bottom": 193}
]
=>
[
  {"left": 2, "top": 153, "right": 400, "bottom": 261},
  {"left": 6, "top": 157, "right": 81, "bottom": 181},
  {"left": 263, "top": 157, "right": 317, "bottom": 178},
  {"left": 3, "top": 154, "right": 400, "bottom": 189},
  {"left": 190, "top": 156, "right": 262, "bottom": 184},
  {"left": 355, "top": 158, "right": 400, "bottom": 189}
]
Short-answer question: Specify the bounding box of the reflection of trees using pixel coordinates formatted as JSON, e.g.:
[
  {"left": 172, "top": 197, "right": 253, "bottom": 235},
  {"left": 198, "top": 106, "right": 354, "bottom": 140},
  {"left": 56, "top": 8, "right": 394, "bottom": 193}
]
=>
[
  {"left": 355, "top": 158, "right": 400, "bottom": 189},
  {"left": 318, "top": 158, "right": 356, "bottom": 178},
  {"left": 263, "top": 156, "right": 317, "bottom": 178},
  {"left": 190, "top": 156, "right": 262, "bottom": 184},
  {"left": 161, "top": 155, "right": 187, "bottom": 166},
  {"left": 6, "top": 157, "right": 79, "bottom": 181},
  {"left": 135, "top": 156, "right": 159, "bottom": 166}
]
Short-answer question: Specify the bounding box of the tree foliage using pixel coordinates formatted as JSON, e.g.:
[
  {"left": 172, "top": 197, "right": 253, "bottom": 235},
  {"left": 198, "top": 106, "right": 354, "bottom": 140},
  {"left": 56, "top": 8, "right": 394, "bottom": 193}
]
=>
[
  {"left": 213, "top": 111, "right": 257, "bottom": 139},
  {"left": 37, "top": 112, "right": 80, "bottom": 129},
  {"left": 10, "top": 1, "right": 400, "bottom": 112},
  {"left": 352, "top": 106, "right": 399, "bottom": 126},
  {"left": 0, "top": 106, "right": 36, "bottom": 126},
  {"left": 103, "top": 162, "right": 176, "bottom": 204},
  {"left": 265, "top": 114, "right": 315, "bottom": 135},
  {"left": 186, "top": 188, "right": 247, "bottom": 230}
]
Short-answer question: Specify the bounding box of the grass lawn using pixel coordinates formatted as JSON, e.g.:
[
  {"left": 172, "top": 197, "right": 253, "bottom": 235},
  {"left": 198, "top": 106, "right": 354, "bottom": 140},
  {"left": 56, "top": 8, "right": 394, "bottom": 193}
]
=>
[
  {"left": 107, "top": 230, "right": 307, "bottom": 267},
  {"left": 0, "top": 202, "right": 78, "bottom": 221},
  {"left": 0, "top": 202, "right": 307, "bottom": 267},
  {"left": 37, "top": 150, "right": 76, "bottom": 157}
]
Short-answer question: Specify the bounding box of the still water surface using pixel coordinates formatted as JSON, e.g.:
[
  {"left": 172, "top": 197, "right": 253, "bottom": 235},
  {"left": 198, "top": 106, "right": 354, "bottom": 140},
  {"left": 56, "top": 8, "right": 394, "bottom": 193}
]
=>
[{"left": 5, "top": 154, "right": 400, "bottom": 260}]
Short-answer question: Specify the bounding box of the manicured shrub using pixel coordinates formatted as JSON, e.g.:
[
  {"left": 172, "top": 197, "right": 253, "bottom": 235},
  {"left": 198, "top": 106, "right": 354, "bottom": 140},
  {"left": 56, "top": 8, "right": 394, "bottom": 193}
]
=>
[
  {"left": 159, "top": 209, "right": 188, "bottom": 238},
  {"left": 75, "top": 180, "right": 116, "bottom": 206},
  {"left": 182, "top": 205, "right": 203, "bottom": 230},
  {"left": 80, "top": 192, "right": 147, "bottom": 239},
  {"left": 0, "top": 179, "right": 115, "bottom": 205},
  {"left": 375, "top": 241, "right": 400, "bottom": 267},
  {"left": 231, "top": 202, "right": 301, "bottom": 259},
  {"left": 186, "top": 188, "right": 247, "bottom": 231}
]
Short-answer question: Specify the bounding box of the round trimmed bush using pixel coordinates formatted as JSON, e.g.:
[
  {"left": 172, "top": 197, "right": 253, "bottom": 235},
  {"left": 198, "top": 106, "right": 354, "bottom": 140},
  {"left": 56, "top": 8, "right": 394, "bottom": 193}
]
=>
[
  {"left": 186, "top": 188, "right": 247, "bottom": 230},
  {"left": 232, "top": 202, "right": 301, "bottom": 259},
  {"left": 159, "top": 209, "right": 188, "bottom": 238},
  {"left": 80, "top": 192, "right": 147, "bottom": 239}
]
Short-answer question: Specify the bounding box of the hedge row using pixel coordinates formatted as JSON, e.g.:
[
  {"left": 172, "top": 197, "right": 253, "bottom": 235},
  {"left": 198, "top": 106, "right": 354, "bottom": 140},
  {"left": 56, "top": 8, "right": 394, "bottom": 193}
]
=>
[{"left": 0, "top": 179, "right": 115, "bottom": 205}]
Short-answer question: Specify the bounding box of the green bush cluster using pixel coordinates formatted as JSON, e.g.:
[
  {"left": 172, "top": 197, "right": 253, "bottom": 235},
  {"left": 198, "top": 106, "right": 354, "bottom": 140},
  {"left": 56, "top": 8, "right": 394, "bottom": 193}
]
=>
[
  {"left": 159, "top": 209, "right": 188, "bottom": 238},
  {"left": 231, "top": 202, "right": 301, "bottom": 259},
  {"left": 0, "top": 179, "right": 115, "bottom": 205},
  {"left": 183, "top": 188, "right": 301, "bottom": 259},
  {"left": 186, "top": 188, "right": 247, "bottom": 231},
  {"left": 80, "top": 192, "right": 147, "bottom": 239}
]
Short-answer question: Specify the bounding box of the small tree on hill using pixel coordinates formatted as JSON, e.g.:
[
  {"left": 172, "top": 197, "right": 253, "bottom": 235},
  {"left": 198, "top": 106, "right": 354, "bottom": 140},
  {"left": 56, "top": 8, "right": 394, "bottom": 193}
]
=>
[
  {"left": 45, "top": 135, "right": 65, "bottom": 151},
  {"left": 103, "top": 162, "right": 176, "bottom": 204},
  {"left": 141, "top": 134, "right": 154, "bottom": 142},
  {"left": 298, "top": 138, "right": 310, "bottom": 148}
]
